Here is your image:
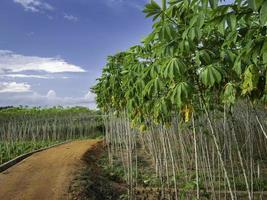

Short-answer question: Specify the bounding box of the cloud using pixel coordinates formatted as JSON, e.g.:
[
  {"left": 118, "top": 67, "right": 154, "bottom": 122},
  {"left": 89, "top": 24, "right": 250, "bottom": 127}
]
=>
[
  {"left": 105, "top": 0, "right": 144, "bottom": 10},
  {"left": 14, "top": 0, "right": 54, "bottom": 12},
  {"left": 0, "top": 50, "right": 85, "bottom": 73},
  {"left": 0, "top": 90, "right": 96, "bottom": 109},
  {"left": 46, "top": 89, "right": 56, "bottom": 98},
  {"left": 0, "top": 82, "right": 31, "bottom": 93},
  {"left": 84, "top": 91, "right": 96, "bottom": 101},
  {"left": 64, "top": 14, "right": 78, "bottom": 22},
  {"left": 0, "top": 74, "right": 69, "bottom": 79}
]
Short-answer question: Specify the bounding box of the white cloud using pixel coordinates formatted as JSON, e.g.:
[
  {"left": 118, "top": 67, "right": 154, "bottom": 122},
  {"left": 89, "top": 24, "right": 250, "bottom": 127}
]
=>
[
  {"left": 0, "top": 82, "right": 31, "bottom": 93},
  {"left": 46, "top": 89, "right": 56, "bottom": 98},
  {"left": 0, "top": 50, "right": 85, "bottom": 73},
  {"left": 1, "top": 74, "right": 51, "bottom": 79},
  {"left": 84, "top": 91, "right": 96, "bottom": 101},
  {"left": 0, "top": 74, "right": 69, "bottom": 79},
  {"left": 14, "top": 0, "right": 54, "bottom": 12},
  {"left": 0, "top": 90, "right": 96, "bottom": 109},
  {"left": 64, "top": 14, "right": 78, "bottom": 22}
]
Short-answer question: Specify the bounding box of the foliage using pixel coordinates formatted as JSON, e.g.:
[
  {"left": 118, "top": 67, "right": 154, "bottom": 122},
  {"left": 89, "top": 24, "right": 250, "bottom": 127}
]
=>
[{"left": 93, "top": 0, "right": 267, "bottom": 128}]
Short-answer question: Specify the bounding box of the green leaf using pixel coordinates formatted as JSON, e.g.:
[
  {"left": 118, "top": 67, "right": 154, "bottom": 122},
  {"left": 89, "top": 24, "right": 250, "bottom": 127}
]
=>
[
  {"left": 150, "top": 65, "right": 160, "bottom": 78},
  {"left": 260, "top": 1, "right": 267, "bottom": 26},
  {"left": 222, "top": 83, "right": 236, "bottom": 105},
  {"left": 200, "top": 50, "right": 211, "bottom": 64},
  {"left": 209, "top": 0, "right": 218, "bottom": 9},
  {"left": 143, "top": 0, "right": 162, "bottom": 20},
  {"left": 261, "top": 39, "right": 267, "bottom": 64},
  {"left": 200, "top": 65, "right": 222, "bottom": 87},
  {"left": 163, "top": 58, "right": 186, "bottom": 79},
  {"left": 144, "top": 78, "right": 163, "bottom": 96},
  {"left": 171, "top": 82, "right": 192, "bottom": 107},
  {"left": 233, "top": 58, "right": 242, "bottom": 76},
  {"left": 248, "top": 0, "right": 257, "bottom": 10},
  {"left": 188, "top": 28, "right": 196, "bottom": 41},
  {"left": 241, "top": 65, "right": 259, "bottom": 95},
  {"left": 227, "top": 14, "right": 236, "bottom": 31},
  {"left": 218, "top": 18, "right": 225, "bottom": 35},
  {"left": 159, "top": 24, "right": 175, "bottom": 41}
]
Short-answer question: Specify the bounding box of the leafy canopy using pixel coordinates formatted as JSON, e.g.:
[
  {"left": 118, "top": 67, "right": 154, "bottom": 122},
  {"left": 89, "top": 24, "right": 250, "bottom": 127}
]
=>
[{"left": 92, "top": 0, "right": 267, "bottom": 128}]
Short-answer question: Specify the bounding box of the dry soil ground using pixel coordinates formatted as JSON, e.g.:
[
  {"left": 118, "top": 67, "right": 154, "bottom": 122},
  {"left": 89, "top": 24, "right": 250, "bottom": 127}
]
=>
[{"left": 0, "top": 139, "right": 101, "bottom": 200}]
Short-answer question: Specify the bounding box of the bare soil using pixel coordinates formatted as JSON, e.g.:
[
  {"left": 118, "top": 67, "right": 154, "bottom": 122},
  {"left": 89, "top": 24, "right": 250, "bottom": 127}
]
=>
[{"left": 0, "top": 139, "right": 101, "bottom": 200}]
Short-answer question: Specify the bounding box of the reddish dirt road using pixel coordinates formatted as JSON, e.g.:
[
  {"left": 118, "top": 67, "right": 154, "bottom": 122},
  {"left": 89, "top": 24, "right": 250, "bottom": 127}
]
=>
[{"left": 0, "top": 139, "right": 101, "bottom": 200}]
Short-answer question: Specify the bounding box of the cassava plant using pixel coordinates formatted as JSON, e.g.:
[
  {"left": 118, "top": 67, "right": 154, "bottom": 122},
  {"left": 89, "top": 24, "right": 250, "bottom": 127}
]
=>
[{"left": 93, "top": 0, "right": 267, "bottom": 199}]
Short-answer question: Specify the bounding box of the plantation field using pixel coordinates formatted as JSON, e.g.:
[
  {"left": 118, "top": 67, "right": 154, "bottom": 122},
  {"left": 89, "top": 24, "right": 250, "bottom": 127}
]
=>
[
  {"left": 91, "top": 0, "right": 267, "bottom": 199},
  {"left": 0, "top": 107, "right": 103, "bottom": 165},
  {"left": 1, "top": 0, "right": 267, "bottom": 199}
]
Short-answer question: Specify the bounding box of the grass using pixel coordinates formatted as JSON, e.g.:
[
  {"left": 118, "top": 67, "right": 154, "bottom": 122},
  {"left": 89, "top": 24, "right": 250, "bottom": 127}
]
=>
[
  {"left": 0, "top": 131, "right": 104, "bottom": 165},
  {"left": 0, "top": 140, "right": 60, "bottom": 164}
]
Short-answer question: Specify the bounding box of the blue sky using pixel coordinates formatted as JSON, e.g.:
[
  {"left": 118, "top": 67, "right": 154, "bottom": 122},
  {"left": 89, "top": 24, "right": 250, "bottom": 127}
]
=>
[
  {"left": 0, "top": 0, "right": 155, "bottom": 108},
  {"left": 0, "top": 0, "right": 232, "bottom": 108}
]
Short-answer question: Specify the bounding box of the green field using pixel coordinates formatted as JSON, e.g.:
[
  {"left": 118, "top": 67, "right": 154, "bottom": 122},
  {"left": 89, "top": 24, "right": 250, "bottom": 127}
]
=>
[{"left": 0, "top": 107, "right": 103, "bottom": 165}]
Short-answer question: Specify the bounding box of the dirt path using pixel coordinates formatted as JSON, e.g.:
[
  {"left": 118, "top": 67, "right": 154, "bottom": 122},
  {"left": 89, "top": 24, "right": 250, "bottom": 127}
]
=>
[{"left": 0, "top": 139, "right": 101, "bottom": 200}]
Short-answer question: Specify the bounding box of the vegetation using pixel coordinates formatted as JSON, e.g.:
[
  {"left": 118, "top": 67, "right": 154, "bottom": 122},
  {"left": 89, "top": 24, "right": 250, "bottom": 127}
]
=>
[
  {"left": 0, "top": 106, "right": 103, "bottom": 165},
  {"left": 93, "top": 0, "right": 267, "bottom": 199}
]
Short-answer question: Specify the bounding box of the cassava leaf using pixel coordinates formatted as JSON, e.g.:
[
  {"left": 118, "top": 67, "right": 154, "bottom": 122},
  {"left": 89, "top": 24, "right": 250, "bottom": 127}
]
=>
[
  {"left": 241, "top": 65, "right": 259, "bottom": 95},
  {"left": 222, "top": 83, "right": 236, "bottom": 105},
  {"left": 200, "top": 65, "right": 222, "bottom": 87},
  {"left": 163, "top": 58, "right": 186, "bottom": 79}
]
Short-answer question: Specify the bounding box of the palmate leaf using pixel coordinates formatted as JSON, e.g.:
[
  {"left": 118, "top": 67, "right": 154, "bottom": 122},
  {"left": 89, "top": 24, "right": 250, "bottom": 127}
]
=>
[
  {"left": 144, "top": 78, "right": 163, "bottom": 96},
  {"left": 241, "top": 65, "right": 259, "bottom": 95},
  {"left": 200, "top": 65, "right": 222, "bottom": 87},
  {"left": 158, "top": 23, "right": 176, "bottom": 42},
  {"left": 170, "top": 82, "right": 192, "bottom": 108},
  {"left": 199, "top": 50, "right": 213, "bottom": 64},
  {"left": 163, "top": 58, "right": 186, "bottom": 79},
  {"left": 143, "top": 0, "right": 162, "bottom": 21},
  {"left": 222, "top": 83, "right": 236, "bottom": 105}
]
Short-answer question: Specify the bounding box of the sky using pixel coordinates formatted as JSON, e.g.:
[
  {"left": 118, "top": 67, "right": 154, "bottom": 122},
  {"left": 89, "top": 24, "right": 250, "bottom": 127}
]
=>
[
  {"left": 0, "top": 0, "right": 232, "bottom": 109},
  {"left": 0, "top": 0, "right": 158, "bottom": 109}
]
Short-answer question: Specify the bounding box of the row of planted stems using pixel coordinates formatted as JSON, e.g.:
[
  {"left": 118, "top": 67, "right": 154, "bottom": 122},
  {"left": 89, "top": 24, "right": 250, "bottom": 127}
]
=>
[
  {"left": 104, "top": 102, "right": 267, "bottom": 200},
  {"left": 0, "top": 107, "right": 103, "bottom": 164}
]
